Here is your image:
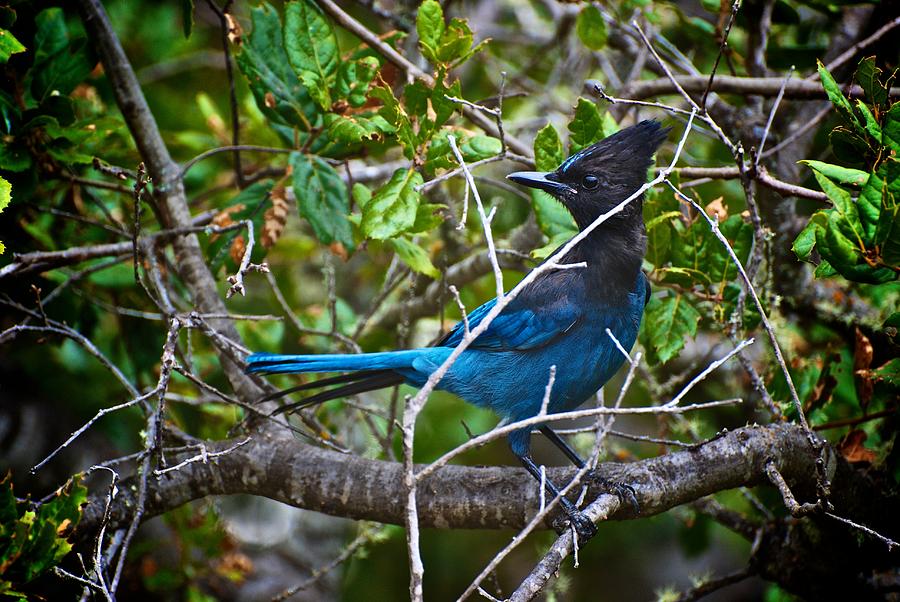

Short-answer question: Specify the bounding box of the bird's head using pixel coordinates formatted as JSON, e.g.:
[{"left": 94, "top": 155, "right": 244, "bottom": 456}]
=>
[{"left": 508, "top": 120, "right": 670, "bottom": 230}]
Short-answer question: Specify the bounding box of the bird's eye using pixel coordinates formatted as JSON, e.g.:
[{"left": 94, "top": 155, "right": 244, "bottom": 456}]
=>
[{"left": 582, "top": 175, "right": 600, "bottom": 190}]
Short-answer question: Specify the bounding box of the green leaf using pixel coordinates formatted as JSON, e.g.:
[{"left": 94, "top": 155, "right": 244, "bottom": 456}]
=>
[
  {"left": 855, "top": 100, "right": 882, "bottom": 143},
  {"left": 858, "top": 171, "right": 882, "bottom": 240},
  {"left": 829, "top": 127, "right": 870, "bottom": 167},
  {"left": 567, "top": 98, "right": 605, "bottom": 153},
  {"left": 28, "top": 9, "right": 94, "bottom": 102},
  {"left": 390, "top": 237, "right": 440, "bottom": 278},
  {"left": 533, "top": 123, "right": 564, "bottom": 171},
  {"left": 290, "top": 152, "right": 354, "bottom": 249},
  {"left": 410, "top": 202, "right": 445, "bottom": 233},
  {"left": 643, "top": 191, "right": 680, "bottom": 268},
  {"left": 284, "top": 0, "right": 339, "bottom": 110},
  {"left": 325, "top": 113, "right": 392, "bottom": 144},
  {"left": 872, "top": 358, "right": 900, "bottom": 387},
  {"left": 855, "top": 56, "right": 887, "bottom": 108},
  {"left": 810, "top": 170, "right": 864, "bottom": 247},
  {"left": 0, "top": 175, "right": 10, "bottom": 213},
  {"left": 801, "top": 160, "right": 868, "bottom": 186},
  {"left": 362, "top": 168, "right": 423, "bottom": 239},
  {"left": 531, "top": 190, "right": 577, "bottom": 240},
  {"left": 642, "top": 293, "right": 701, "bottom": 363},
  {"left": 436, "top": 18, "right": 474, "bottom": 64},
  {"left": 817, "top": 60, "right": 862, "bottom": 135},
  {"left": 417, "top": 0, "right": 444, "bottom": 63},
  {"left": 792, "top": 211, "right": 827, "bottom": 261},
  {"left": 351, "top": 182, "right": 372, "bottom": 208},
  {"left": 0, "top": 28, "right": 25, "bottom": 64},
  {"left": 235, "top": 4, "right": 318, "bottom": 132},
  {"left": 883, "top": 103, "right": 900, "bottom": 155},
  {"left": 335, "top": 56, "right": 380, "bottom": 107},
  {"left": 181, "top": 0, "right": 194, "bottom": 38},
  {"left": 817, "top": 214, "right": 862, "bottom": 275},
  {"left": 575, "top": 5, "right": 607, "bottom": 51},
  {"left": 460, "top": 135, "right": 502, "bottom": 161},
  {"left": 371, "top": 85, "right": 417, "bottom": 158},
  {"left": 875, "top": 159, "right": 900, "bottom": 265}
]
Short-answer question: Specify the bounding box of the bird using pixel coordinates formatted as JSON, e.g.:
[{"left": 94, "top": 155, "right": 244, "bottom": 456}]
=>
[{"left": 246, "top": 119, "right": 670, "bottom": 539}]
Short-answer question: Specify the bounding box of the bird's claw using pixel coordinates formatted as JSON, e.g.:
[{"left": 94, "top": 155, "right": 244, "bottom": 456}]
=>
[
  {"left": 588, "top": 472, "right": 640, "bottom": 513},
  {"left": 568, "top": 510, "right": 598, "bottom": 542}
]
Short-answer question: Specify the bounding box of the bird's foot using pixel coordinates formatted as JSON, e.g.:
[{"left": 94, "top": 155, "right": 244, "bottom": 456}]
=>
[
  {"left": 551, "top": 509, "right": 598, "bottom": 542},
  {"left": 588, "top": 472, "right": 640, "bottom": 513}
]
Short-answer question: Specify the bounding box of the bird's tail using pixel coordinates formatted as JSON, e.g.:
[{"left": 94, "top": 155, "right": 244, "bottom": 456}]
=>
[
  {"left": 245, "top": 350, "right": 421, "bottom": 414},
  {"left": 245, "top": 350, "right": 424, "bottom": 374}
]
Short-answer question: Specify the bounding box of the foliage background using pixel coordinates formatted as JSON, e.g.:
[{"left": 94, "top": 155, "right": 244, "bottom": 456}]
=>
[{"left": 0, "top": 0, "right": 898, "bottom": 600}]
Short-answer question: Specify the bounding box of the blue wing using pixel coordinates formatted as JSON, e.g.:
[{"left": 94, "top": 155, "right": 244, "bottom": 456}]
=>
[{"left": 438, "top": 293, "right": 581, "bottom": 351}]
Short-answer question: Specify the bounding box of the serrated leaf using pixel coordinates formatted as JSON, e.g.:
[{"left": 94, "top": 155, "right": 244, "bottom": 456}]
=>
[
  {"left": 829, "top": 127, "right": 870, "bottom": 167},
  {"left": 390, "top": 237, "right": 440, "bottom": 278},
  {"left": 0, "top": 175, "right": 9, "bottom": 213},
  {"left": 235, "top": 4, "right": 318, "bottom": 132},
  {"left": 284, "top": 0, "right": 339, "bottom": 110},
  {"left": 883, "top": 103, "right": 900, "bottom": 155},
  {"left": 567, "top": 98, "right": 604, "bottom": 153},
  {"left": 436, "top": 18, "right": 474, "bottom": 64},
  {"left": 417, "top": 0, "right": 444, "bottom": 63},
  {"left": 533, "top": 123, "right": 564, "bottom": 171},
  {"left": 855, "top": 100, "right": 881, "bottom": 143},
  {"left": 410, "top": 202, "right": 445, "bottom": 233},
  {"left": 290, "top": 152, "right": 354, "bottom": 249},
  {"left": 28, "top": 9, "right": 94, "bottom": 102},
  {"left": 575, "top": 5, "right": 607, "bottom": 51},
  {"left": 362, "top": 168, "right": 423, "bottom": 239},
  {"left": 792, "top": 211, "right": 827, "bottom": 261},
  {"left": 811, "top": 170, "right": 864, "bottom": 247},
  {"left": 817, "top": 60, "right": 862, "bottom": 135},
  {"left": 858, "top": 171, "right": 882, "bottom": 240},
  {"left": 801, "top": 160, "right": 868, "bottom": 186},
  {"left": 325, "top": 113, "right": 392, "bottom": 143},
  {"left": 875, "top": 160, "right": 900, "bottom": 265},
  {"left": 643, "top": 294, "right": 701, "bottom": 363},
  {"left": 855, "top": 56, "right": 887, "bottom": 108},
  {"left": 531, "top": 190, "right": 577, "bottom": 239},
  {"left": 460, "top": 135, "right": 501, "bottom": 161},
  {"left": 335, "top": 56, "right": 380, "bottom": 107},
  {"left": 371, "top": 85, "right": 417, "bottom": 158},
  {"left": 0, "top": 28, "right": 25, "bottom": 64},
  {"left": 817, "top": 214, "right": 862, "bottom": 274}
]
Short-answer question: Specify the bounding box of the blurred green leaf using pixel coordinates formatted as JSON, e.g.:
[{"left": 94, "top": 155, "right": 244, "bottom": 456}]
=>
[
  {"left": 181, "top": 0, "right": 194, "bottom": 38},
  {"left": 236, "top": 3, "right": 318, "bottom": 132},
  {"left": 817, "top": 59, "right": 862, "bottom": 136},
  {"left": 325, "top": 113, "right": 392, "bottom": 144},
  {"left": 410, "top": 202, "right": 445, "bottom": 233},
  {"left": 883, "top": 103, "right": 900, "bottom": 155},
  {"left": 284, "top": 0, "right": 339, "bottom": 110},
  {"left": 371, "top": 85, "right": 417, "bottom": 158},
  {"left": 533, "top": 123, "right": 564, "bottom": 172},
  {"left": 575, "top": 5, "right": 607, "bottom": 51},
  {"left": 792, "top": 211, "right": 827, "bottom": 261},
  {"left": 362, "top": 167, "right": 423, "bottom": 240},
  {"left": 417, "top": 0, "right": 444, "bottom": 63},
  {"left": 801, "top": 160, "right": 868, "bottom": 186},
  {"left": 858, "top": 171, "right": 882, "bottom": 240},
  {"left": 642, "top": 293, "right": 701, "bottom": 363},
  {"left": 0, "top": 28, "right": 25, "bottom": 63},
  {"left": 335, "top": 56, "right": 380, "bottom": 107},
  {"left": 460, "top": 135, "right": 501, "bottom": 161},
  {"left": 855, "top": 56, "right": 887, "bottom": 108},
  {"left": 567, "top": 97, "right": 605, "bottom": 153},
  {"left": 390, "top": 237, "right": 440, "bottom": 278},
  {"left": 531, "top": 190, "right": 576, "bottom": 241},
  {"left": 290, "top": 152, "right": 354, "bottom": 249}
]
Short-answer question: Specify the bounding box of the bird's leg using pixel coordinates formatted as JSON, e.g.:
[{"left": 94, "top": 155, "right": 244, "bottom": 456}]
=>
[
  {"left": 539, "top": 426, "right": 640, "bottom": 513},
  {"left": 539, "top": 425, "right": 586, "bottom": 468},
  {"left": 517, "top": 453, "right": 597, "bottom": 541}
]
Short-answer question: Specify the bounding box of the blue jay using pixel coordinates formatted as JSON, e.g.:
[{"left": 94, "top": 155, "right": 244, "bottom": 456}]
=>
[{"left": 247, "top": 120, "right": 669, "bottom": 538}]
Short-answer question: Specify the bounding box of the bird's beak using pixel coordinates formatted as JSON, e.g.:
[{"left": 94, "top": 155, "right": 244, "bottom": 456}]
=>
[{"left": 506, "top": 171, "right": 573, "bottom": 195}]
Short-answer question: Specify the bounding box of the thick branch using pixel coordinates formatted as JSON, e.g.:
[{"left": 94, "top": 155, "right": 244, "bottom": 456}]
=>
[{"left": 79, "top": 424, "right": 821, "bottom": 533}]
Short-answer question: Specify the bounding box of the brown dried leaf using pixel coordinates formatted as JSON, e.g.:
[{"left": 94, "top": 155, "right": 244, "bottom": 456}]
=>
[
  {"left": 706, "top": 197, "right": 728, "bottom": 221},
  {"left": 211, "top": 204, "right": 246, "bottom": 242},
  {"left": 853, "top": 327, "right": 875, "bottom": 409},
  {"left": 838, "top": 430, "right": 878, "bottom": 464},
  {"left": 225, "top": 13, "right": 243, "bottom": 45},
  {"left": 229, "top": 234, "right": 246, "bottom": 266},
  {"left": 262, "top": 180, "right": 291, "bottom": 248},
  {"left": 329, "top": 241, "right": 349, "bottom": 261},
  {"left": 264, "top": 92, "right": 276, "bottom": 109}
]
